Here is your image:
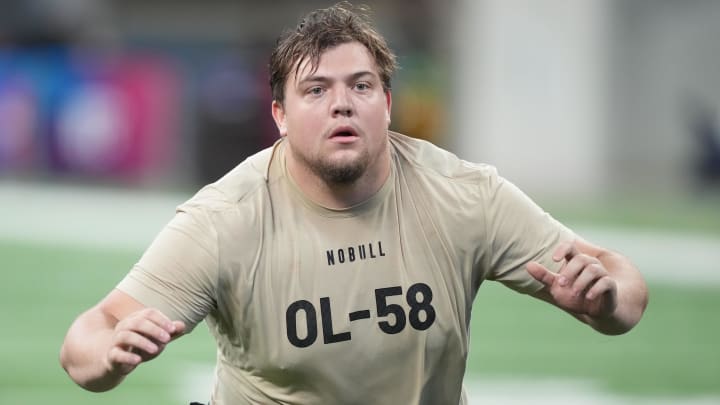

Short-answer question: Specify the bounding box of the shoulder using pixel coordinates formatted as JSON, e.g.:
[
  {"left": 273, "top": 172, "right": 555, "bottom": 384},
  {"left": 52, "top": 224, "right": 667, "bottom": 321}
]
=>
[
  {"left": 180, "top": 144, "right": 277, "bottom": 213},
  {"left": 389, "top": 131, "right": 499, "bottom": 187}
]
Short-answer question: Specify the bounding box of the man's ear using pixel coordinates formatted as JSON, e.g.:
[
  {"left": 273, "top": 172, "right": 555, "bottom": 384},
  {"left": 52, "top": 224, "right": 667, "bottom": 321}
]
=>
[
  {"left": 385, "top": 90, "right": 392, "bottom": 126},
  {"left": 271, "top": 100, "right": 287, "bottom": 137}
]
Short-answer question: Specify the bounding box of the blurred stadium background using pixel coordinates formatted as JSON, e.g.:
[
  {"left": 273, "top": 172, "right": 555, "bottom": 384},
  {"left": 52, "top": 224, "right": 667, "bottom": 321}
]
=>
[{"left": 1, "top": 0, "right": 719, "bottom": 404}]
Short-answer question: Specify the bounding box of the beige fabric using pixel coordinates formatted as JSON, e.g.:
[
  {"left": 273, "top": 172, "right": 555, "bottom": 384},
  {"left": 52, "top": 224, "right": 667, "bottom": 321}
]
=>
[{"left": 117, "top": 131, "right": 574, "bottom": 404}]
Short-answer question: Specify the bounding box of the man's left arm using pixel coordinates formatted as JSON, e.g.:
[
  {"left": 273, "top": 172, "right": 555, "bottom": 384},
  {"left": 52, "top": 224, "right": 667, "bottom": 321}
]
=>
[{"left": 526, "top": 238, "right": 649, "bottom": 335}]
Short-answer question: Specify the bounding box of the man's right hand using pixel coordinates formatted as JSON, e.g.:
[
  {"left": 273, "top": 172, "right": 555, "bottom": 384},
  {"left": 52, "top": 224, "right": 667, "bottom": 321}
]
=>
[
  {"left": 61, "top": 290, "right": 186, "bottom": 392},
  {"left": 106, "top": 308, "right": 186, "bottom": 376}
]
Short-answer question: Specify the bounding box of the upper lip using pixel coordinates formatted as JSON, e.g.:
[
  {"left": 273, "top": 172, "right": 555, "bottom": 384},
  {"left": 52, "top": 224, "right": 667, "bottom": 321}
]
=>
[{"left": 329, "top": 126, "right": 359, "bottom": 138}]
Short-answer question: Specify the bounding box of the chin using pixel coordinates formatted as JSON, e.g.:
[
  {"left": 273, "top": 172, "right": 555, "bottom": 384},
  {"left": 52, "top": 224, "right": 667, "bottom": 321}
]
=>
[{"left": 317, "top": 156, "right": 369, "bottom": 185}]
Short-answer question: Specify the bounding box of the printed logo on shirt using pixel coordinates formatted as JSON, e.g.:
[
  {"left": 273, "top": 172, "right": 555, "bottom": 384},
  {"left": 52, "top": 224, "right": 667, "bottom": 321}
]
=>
[{"left": 326, "top": 241, "right": 386, "bottom": 266}]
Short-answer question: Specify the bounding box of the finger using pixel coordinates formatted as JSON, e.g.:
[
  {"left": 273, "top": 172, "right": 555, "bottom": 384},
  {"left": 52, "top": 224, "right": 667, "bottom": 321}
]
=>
[
  {"left": 114, "top": 330, "right": 160, "bottom": 355},
  {"left": 557, "top": 255, "right": 597, "bottom": 287},
  {"left": 585, "top": 276, "right": 617, "bottom": 301},
  {"left": 137, "top": 308, "right": 178, "bottom": 334},
  {"left": 121, "top": 317, "right": 173, "bottom": 344},
  {"left": 526, "top": 261, "right": 557, "bottom": 287},
  {"left": 552, "top": 240, "right": 579, "bottom": 262},
  {"left": 169, "top": 321, "right": 187, "bottom": 341},
  {"left": 107, "top": 345, "right": 142, "bottom": 368},
  {"left": 120, "top": 311, "right": 177, "bottom": 343},
  {"left": 571, "top": 262, "right": 606, "bottom": 297}
]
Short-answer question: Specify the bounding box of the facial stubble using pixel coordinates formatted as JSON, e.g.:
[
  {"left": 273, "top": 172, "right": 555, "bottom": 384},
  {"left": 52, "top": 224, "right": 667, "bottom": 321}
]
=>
[{"left": 305, "top": 147, "right": 371, "bottom": 185}]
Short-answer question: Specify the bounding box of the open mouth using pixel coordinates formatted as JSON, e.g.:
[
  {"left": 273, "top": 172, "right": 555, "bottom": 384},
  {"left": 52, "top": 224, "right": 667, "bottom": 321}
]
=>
[{"left": 330, "top": 127, "right": 358, "bottom": 140}]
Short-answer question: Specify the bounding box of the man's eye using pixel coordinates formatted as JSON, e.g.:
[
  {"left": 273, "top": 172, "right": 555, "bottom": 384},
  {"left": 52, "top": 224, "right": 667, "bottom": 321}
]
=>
[
  {"left": 355, "top": 82, "right": 370, "bottom": 91},
  {"left": 309, "top": 87, "right": 324, "bottom": 95}
]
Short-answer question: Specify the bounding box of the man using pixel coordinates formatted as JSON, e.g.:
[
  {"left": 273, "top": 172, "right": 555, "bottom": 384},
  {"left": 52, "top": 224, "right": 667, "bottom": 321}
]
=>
[{"left": 60, "top": 3, "right": 648, "bottom": 404}]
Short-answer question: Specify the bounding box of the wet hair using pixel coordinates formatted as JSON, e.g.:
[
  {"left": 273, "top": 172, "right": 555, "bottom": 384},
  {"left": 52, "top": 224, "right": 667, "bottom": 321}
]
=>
[{"left": 269, "top": 2, "right": 398, "bottom": 104}]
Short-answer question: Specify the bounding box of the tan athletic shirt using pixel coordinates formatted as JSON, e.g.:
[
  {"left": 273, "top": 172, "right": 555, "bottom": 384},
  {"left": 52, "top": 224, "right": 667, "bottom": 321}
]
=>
[{"left": 117, "top": 131, "right": 575, "bottom": 405}]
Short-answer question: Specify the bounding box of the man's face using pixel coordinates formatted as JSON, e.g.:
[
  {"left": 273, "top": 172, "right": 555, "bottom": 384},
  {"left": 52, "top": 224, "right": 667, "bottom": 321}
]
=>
[{"left": 272, "top": 41, "right": 392, "bottom": 185}]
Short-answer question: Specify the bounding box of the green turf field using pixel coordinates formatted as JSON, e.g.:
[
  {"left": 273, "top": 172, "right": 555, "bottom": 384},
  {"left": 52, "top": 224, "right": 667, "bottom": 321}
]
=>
[
  {"left": 470, "top": 282, "right": 720, "bottom": 397},
  {"left": 1, "top": 240, "right": 216, "bottom": 404},
  {"left": 2, "top": 235, "right": 718, "bottom": 404}
]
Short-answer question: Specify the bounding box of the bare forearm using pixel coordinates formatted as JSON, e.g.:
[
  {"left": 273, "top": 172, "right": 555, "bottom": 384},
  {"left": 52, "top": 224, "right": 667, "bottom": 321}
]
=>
[{"left": 59, "top": 309, "right": 127, "bottom": 392}]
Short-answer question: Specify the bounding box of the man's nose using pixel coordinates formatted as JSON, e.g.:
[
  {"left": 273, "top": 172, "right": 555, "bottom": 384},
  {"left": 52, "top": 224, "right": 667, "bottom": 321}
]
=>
[{"left": 331, "top": 88, "right": 353, "bottom": 117}]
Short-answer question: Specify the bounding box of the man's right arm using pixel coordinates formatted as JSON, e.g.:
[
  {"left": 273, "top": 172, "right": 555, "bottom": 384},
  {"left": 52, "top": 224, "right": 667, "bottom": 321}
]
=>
[{"left": 59, "top": 289, "right": 185, "bottom": 392}]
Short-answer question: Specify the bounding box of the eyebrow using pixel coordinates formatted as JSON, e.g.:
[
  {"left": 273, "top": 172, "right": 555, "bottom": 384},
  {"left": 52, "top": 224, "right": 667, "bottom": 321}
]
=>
[{"left": 297, "top": 71, "right": 377, "bottom": 86}]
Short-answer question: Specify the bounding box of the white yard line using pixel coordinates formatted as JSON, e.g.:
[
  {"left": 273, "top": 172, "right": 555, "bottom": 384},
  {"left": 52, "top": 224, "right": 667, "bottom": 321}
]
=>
[
  {"left": 174, "top": 368, "right": 720, "bottom": 405},
  {"left": 0, "top": 180, "right": 185, "bottom": 251},
  {"left": 3, "top": 180, "right": 719, "bottom": 284},
  {"left": 463, "top": 377, "right": 720, "bottom": 405},
  {"left": 574, "top": 225, "right": 720, "bottom": 286},
  {"left": 177, "top": 363, "right": 215, "bottom": 404}
]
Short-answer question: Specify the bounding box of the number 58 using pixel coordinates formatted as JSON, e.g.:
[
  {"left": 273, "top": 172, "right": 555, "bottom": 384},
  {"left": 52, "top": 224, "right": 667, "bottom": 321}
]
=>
[{"left": 375, "top": 283, "right": 436, "bottom": 334}]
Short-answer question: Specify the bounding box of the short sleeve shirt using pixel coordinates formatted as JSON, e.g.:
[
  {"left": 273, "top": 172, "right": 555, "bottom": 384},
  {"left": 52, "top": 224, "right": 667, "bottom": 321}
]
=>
[{"left": 117, "top": 131, "right": 575, "bottom": 404}]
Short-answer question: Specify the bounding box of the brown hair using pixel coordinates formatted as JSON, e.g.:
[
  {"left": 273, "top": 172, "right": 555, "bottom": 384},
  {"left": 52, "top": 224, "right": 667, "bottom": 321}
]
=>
[{"left": 269, "top": 2, "right": 398, "bottom": 104}]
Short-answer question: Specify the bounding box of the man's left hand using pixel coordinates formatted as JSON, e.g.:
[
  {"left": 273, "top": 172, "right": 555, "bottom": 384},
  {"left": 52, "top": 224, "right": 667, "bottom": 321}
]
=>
[{"left": 526, "top": 240, "right": 618, "bottom": 319}]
